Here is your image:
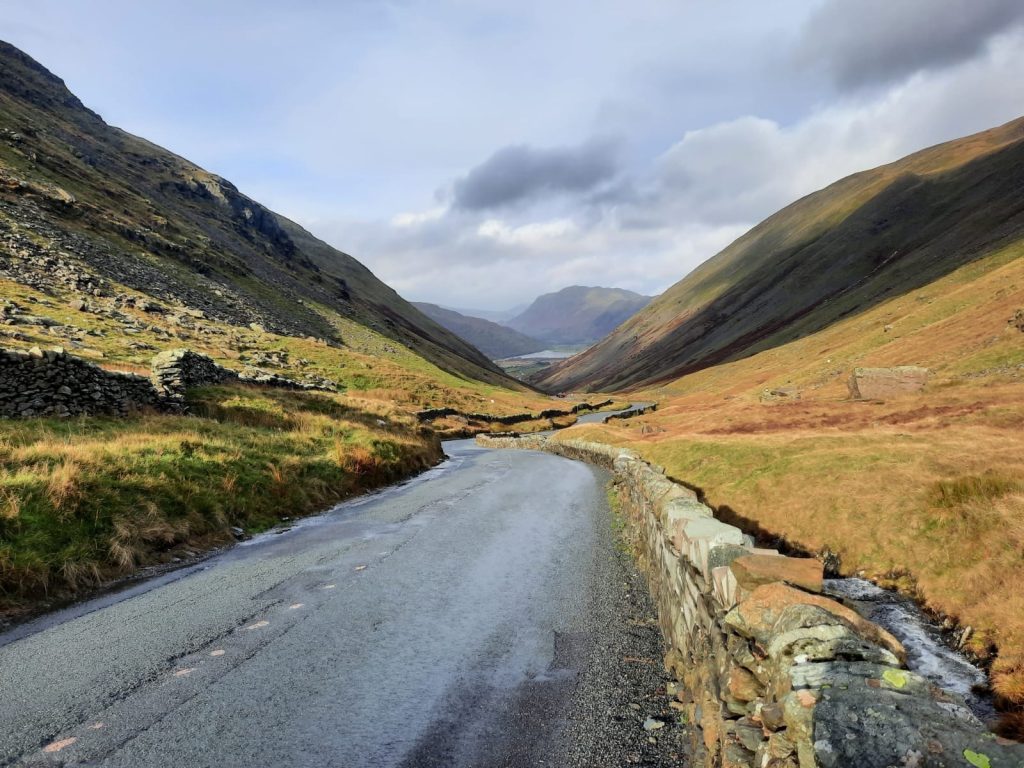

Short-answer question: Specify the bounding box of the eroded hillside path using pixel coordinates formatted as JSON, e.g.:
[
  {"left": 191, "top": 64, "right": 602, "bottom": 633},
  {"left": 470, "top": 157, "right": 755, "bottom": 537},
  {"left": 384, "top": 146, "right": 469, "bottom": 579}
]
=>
[{"left": 0, "top": 414, "right": 685, "bottom": 767}]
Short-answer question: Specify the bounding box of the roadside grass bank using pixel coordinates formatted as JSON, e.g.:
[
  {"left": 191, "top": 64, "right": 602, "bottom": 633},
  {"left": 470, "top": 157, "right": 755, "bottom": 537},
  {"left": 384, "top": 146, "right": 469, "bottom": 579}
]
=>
[{"left": 0, "top": 383, "right": 442, "bottom": 619}]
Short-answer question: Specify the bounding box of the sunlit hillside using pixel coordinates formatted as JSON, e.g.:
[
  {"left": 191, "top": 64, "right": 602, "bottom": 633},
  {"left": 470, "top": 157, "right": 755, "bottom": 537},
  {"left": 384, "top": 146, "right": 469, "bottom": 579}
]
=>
[{"left": 560, "top": 240, "right": 1024, "bottom": 730}]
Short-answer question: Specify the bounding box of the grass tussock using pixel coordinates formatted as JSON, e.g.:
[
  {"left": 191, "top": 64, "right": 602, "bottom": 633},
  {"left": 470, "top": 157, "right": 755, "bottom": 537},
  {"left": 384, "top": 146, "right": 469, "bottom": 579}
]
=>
[{"left": 0, "top": 384, "right": 442, "bottom": 609}]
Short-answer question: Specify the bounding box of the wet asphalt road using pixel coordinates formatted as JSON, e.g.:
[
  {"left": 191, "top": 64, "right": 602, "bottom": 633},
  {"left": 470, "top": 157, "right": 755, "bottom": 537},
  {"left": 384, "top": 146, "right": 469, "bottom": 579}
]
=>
[{"left": 0, "top": 417, "right": 681, "bottom": 768}]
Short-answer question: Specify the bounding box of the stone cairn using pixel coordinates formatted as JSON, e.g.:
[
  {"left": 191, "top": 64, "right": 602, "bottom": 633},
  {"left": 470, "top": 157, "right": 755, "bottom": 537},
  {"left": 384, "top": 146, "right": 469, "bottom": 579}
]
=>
[{"left": 477, "top": 433, "right": 1024, "bottom": 768}]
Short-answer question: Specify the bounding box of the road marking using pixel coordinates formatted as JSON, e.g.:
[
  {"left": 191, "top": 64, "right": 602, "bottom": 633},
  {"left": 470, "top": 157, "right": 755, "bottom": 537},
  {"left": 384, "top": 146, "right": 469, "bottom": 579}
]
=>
[
  {"left": 288, "top": 603, "right": 305, "bottom": 610},
  {"left": 174, "top": 667, "right": 197, "bottom": 677},
  {"left": 88, "top": 723, "right": 106, "bottom": 730},
  {"left": 245, "top": 620, "right": 270, "bottom": 630},
  {"left": 321, "top": 584, "right": 336, "bottom": 590},
  {"left": 43, "top": 737, "right": 77, "bottom": 753},
  {"left": 354, "top": 565, "right": 367, "bottom": 571},
  {"left": 210, "top": 649, "right": 226, "bottom": 657}
]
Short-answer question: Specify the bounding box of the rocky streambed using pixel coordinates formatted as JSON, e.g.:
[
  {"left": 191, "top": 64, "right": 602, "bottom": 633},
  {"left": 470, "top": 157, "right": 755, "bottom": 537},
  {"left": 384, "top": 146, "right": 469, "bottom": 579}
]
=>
[{"left": 824, "top": 577, "right": 996, "bottom": 724}]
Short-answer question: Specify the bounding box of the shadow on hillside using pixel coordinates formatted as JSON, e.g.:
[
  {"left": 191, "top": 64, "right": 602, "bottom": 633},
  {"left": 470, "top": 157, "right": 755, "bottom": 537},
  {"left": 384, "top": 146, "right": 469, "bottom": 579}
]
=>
[{"left": 580, "top": 137, "right": 1024, "bottom": 391}]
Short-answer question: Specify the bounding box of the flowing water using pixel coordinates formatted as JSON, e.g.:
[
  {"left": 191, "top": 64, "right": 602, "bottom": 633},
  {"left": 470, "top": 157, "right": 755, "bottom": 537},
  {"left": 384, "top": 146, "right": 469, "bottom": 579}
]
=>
[{"left": 824, "top": 577, "right": 995, "bottom": 724}]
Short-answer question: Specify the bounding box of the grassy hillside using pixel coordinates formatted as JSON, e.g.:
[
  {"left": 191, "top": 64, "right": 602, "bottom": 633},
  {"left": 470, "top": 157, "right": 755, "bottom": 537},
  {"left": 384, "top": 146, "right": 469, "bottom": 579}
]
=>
[
  {"left": 537, "top": 116, "right": 1024, "bottom": 392},
  {"left": 412, "top": 302, "right": 546, "bottom": 359},
  {"left": 0, "top": 40, "right": 510, "bottom": 387},
  {"left": 507, "top": 285, "right": 652, "bottom": 345},
  {"left": 556, "top": 240, "right": 1024, "bottom": 732},
  {"left": 0, "top": 41, "right": 585, "bottom": 616}
]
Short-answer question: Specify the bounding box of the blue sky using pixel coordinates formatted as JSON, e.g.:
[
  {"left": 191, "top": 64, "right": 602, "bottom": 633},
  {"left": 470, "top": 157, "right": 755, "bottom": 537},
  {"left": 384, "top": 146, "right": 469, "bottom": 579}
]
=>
[{"left": 2, "top": 1, "right": 1024, "bottom": 309}]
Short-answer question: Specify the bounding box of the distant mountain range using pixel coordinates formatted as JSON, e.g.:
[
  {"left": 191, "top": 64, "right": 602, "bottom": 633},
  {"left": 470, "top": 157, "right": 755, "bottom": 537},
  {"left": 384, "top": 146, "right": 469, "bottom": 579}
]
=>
[
  {"left": 411, "top": 303, "right": 546, "bottom": 360},
  {"left": 504, "top": 286, "right": 653, "bottom": 346},
  {"left": 444, "top": 304, "right": 528, "bottom": 324},
  {"left": 535, "top": 116, "right": 1024, "bottom": 392},
  {"left": 415, "top": 287, "right": 654, "bottom": 360}
]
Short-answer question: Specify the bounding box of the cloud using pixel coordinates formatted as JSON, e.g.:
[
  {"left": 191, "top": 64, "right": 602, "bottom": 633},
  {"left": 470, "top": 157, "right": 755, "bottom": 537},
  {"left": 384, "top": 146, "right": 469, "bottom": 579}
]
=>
[
  {"left": 450, "top": 140, "right": 619, "bottom": 210},
  {"left": 622, "top": 27, "right": 1024, "bottom": 232},
  {"left": 797, "top": 0, "right": 1024, "bottom": 90},
  {"left": 308, "top": 26, "right": 1024, "bottom": 309}
]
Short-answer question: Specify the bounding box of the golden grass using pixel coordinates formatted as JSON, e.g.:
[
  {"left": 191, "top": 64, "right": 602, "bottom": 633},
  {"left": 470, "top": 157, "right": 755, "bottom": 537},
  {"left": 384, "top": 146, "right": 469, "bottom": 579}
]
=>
[
  {"left": 555, "top": 244, "right": 1024, "bottom": 721},
  {"left": 0, "top": 384, "right": 444, "bottom": 609}
]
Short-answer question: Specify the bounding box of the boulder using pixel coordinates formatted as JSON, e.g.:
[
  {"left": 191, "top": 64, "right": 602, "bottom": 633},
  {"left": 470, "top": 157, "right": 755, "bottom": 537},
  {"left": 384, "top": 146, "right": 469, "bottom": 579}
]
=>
[
  {"left": 730, "top": 553, "right": 824, "bottom": 593},
  {"left": 723, "top": 582, "right": 905, "bottom": 662},
  {"left": 811, "top": 685, "right": 1020, "bottom": 768},
  {"left": 848, "top": 366, "right": 929, "bottom": 399}
]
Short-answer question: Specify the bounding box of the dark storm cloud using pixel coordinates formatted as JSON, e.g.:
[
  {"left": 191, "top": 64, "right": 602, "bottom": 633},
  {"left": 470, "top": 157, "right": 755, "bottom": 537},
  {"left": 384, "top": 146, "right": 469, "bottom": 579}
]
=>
[
  {"left": 798, "top": 0, "right": 1024, "bottom": 90},
  {"left": 451, "top": 140, "right": 619, "bottom": 210}
]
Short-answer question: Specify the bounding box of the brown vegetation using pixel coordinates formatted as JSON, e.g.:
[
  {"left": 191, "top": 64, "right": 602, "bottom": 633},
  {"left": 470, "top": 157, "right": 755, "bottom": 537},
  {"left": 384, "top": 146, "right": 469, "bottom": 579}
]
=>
[{"left": 560, "top": 244, "right": 1024, "bottom": 731}]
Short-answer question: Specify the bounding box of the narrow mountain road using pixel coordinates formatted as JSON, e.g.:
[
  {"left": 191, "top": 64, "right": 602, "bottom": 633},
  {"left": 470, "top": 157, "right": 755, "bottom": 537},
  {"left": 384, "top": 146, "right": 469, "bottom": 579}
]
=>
[{"left": 0, "top": 411, "right": 685, "bottom": 768}]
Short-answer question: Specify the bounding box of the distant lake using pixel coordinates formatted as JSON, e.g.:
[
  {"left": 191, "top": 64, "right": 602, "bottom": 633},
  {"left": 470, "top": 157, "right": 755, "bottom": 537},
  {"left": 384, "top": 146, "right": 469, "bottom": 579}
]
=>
[{"left": 508, "top": 348, "right": 582, "bottom": 360}]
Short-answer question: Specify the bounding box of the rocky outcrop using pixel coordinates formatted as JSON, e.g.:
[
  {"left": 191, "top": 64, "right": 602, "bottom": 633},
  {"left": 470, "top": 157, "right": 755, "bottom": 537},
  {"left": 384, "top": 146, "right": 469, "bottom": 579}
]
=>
[
  {"left": 477, "top": 434, "right": 1024, "bottom": 767},
  {"left": 848, "top": 366, "right": 929, "bottom": 399},
  {"left": 1011, "top": 308, "right": 1024, "bottom": 333},
  {"left": 0, "top": 346, "right": 157, "bottom": 418}
]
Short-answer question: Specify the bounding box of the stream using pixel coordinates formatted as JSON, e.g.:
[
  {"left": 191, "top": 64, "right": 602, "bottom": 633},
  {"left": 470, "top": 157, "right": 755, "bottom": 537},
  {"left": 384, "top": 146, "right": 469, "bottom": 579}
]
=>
[{"left": 824, "top": 577, "right": 995, "bottom": 724}]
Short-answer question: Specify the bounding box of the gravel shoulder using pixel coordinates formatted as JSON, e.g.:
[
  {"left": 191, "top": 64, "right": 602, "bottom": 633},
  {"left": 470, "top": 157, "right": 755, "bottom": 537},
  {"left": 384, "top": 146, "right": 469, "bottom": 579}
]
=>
[{"left": 560, "top": 490, "right": 690, "bottom": 768}]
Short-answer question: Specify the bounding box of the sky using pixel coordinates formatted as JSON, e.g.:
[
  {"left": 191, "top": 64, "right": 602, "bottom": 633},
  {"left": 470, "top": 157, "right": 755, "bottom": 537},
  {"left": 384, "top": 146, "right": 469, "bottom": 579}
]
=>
[{"left": 2, "top": 0, "right": 1024, "bottom": 310}]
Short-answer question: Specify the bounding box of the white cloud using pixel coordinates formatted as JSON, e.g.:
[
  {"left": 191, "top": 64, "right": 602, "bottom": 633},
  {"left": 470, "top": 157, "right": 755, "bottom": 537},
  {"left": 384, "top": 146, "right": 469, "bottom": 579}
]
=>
[
  {"left": 390, "top": 207, "right": 446, "bottom": 228},
  {"left": 322, "top": 27, "right": 1024, "bottom": 309},
  {"left": 7, "top": 1, "right": 1020, "bottom": 311},
  {"left": 477, "top": 218, "right": 578, "bottom": 245}
]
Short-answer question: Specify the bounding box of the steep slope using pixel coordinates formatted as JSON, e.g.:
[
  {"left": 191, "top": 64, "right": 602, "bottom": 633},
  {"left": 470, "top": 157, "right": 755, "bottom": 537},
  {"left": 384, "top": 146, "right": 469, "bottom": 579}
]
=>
[
  {"left": 507, "top": 286, "right": 652, "bottom": 345},
  {"left": 411, "top": 302, "right": 546, "bottom": 359},
  {"left": 0, "top": 40, "right": 512, "bottom": 388},
  {"left": 537, "top": 116, "right": 1024, "bottom": 391},
  {"left": 558, "top": 236, "right": 1024, "bottom": 729}
]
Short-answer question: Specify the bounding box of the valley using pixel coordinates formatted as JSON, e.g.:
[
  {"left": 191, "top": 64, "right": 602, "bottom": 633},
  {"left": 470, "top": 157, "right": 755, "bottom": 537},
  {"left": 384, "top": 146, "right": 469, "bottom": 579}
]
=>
[
  {"left": 0, "top": 42, "right": 613, "bottom": 621},
  {"left": 2, "top": 9, "right": 1024, "bottom": 766}
]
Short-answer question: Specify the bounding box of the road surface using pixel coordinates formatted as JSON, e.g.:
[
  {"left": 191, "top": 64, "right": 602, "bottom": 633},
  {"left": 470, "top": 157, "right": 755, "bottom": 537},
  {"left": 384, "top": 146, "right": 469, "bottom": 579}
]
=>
[{"left": 0, "top": 413, "right": 683, "bottom": 767}]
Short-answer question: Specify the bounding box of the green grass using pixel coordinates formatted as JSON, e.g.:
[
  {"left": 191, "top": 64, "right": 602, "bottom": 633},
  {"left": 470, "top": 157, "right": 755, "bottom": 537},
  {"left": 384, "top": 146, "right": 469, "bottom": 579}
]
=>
[{"left": 0, "top": 385, "right": 442, "bottom": 606}]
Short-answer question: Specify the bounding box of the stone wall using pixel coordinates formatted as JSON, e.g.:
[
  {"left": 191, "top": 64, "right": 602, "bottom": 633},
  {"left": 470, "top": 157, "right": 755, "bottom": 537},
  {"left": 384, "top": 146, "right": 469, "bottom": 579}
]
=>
[
  {"left": 848, "top": 366, "right": 930, "bottom": 399},
  {"left": 603, "top": 402, "right": 658, "bottom": 422},
  {"left": 0, "top": 346, "right": 338, "bottom": 419},
  {"left": 151, "top": 348, "right": 240, "bottom": 408},
  {"left": 0, "top": 346, "right": 158, "bottom": 417},
  {"left": 415, "top": 399, "right": 615, "bottom": 425},
  {"left": 476, "top": 434, "right": 1024, "bottom": 767}
]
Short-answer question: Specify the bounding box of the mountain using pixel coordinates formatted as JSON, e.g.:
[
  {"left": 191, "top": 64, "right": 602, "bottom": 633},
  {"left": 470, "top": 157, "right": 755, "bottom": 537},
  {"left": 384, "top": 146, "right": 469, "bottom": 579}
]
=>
[
  {"left": 0, "top": 40, "right": 512, "bottom": 388},
  {"left": 411, "top": 302, "right": 546, "bottom": 359},
  {"left": 445, "top": 304, "right": 528, "bottom": 324},
  {"left": 506, "top": 286, "right": 652, "bottom": 346},
  {"left": 536, "top": 116, "right": 1024, "bottom": 392}
]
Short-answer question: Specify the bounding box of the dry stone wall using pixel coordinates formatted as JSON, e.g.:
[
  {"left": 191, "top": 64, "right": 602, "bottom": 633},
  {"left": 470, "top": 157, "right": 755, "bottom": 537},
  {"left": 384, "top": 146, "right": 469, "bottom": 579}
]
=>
[
  {"left": 415, "top": 399, "right": 615, "bottom": 425},
  {"left": 151, "top": 348, "right": 241, "bottom": 408},
  {"left": 477, "top": 433, "right": 1024, "bottom": 768},
  {"left": 0, "top": 346, "right": 157, "bottom": 417},
  {"left": 0, "top": 346, "right": 336, "bottom": 419}
]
